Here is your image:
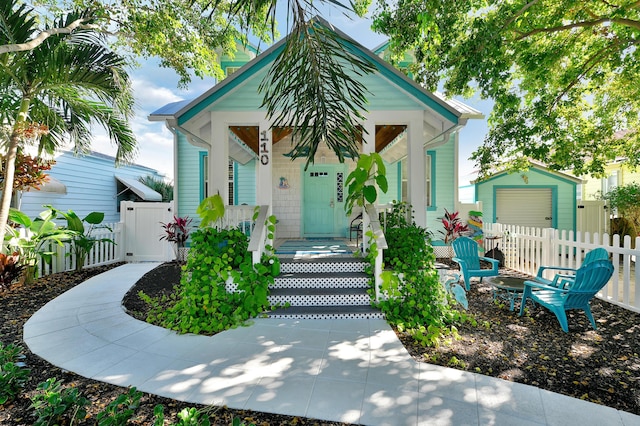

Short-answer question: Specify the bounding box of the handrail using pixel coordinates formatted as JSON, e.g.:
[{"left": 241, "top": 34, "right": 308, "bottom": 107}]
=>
[
  {"left": 248, "top": 205, "right": 270, "bottom": 265},
  {"left": 365, "top": 204, "right": 388, "bottom": 301}
]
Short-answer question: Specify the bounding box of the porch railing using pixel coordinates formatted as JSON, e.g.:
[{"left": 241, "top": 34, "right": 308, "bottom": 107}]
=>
[
  {"left": 483, "top": 223, "right": 640, "bottom": 313},
  {"left": 248, "top": 205, "right": 271, "bottom": 265},
  {"left": 364, "top": 204, "right": 389, "bottom": 301}
]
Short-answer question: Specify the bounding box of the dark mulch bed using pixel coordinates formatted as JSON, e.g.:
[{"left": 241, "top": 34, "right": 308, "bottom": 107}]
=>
[
  {"left": 0, "top": 263, "right": 350, "bottom": 425},
  {"left": 2, "top": 261, "right": 639, "bottom": 425},
  {"left": 123, "top": 262, "right": 640, "bottom": 417}
]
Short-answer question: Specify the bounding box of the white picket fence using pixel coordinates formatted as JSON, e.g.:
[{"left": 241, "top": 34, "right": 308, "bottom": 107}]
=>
[
  {"left": 483, "top": 223, "right": 640, "bottom": 313},
  {"left": 12, "top": 222, "right": 124, "bottom": 278}
]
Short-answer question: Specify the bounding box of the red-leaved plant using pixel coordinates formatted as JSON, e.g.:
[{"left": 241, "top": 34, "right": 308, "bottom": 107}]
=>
[
  {"left": 159, "top": 216, "right": 192, "bottom": 262},
  {"left": 440, "top": 209, "right": 470, "bottom": 244},
  {"left": 0, "top": 252, "right": 25, "bottom": 292}
]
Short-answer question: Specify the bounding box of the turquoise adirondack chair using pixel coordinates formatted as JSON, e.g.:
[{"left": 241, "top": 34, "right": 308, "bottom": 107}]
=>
[
  {"left": 519, "top": 259, "right": 614, "bottom": 332},
  {"left": 452, "top": 236, "right": 500, "bottom": 290},
  {"left": 534, "top": 247, "right": 609, "bottom": 287}
]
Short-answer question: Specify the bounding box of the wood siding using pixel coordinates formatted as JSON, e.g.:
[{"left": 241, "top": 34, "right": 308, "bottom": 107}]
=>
[
  {"left": 476, "top": 167, "right": 577, "bottom": 233},
  {"left": 19, "top": 152, "right": 164, "bottom": 224},
  {"left": 176, "top": 132, "right": 204, "bottom": 221}
]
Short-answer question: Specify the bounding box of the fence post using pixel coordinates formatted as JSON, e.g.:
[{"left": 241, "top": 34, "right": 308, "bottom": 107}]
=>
[{"left": 542, "top": 228, "right": 555, "bottom": 270}]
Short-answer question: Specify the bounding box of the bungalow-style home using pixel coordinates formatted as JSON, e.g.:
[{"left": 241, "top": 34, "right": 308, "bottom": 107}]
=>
[
  {"left": 18, "top": 150, "right": 165, "bottom": 223},
  {"left": 474, "top": 163, "right": 583, "bottom": 233},
  {"left": 149, "top": 19, "right": 482, "bottom": 239},
  {"left": 578, "top": 157, "right": 640, "bottom": 200}
]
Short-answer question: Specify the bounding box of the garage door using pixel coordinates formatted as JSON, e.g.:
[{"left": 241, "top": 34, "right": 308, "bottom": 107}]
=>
[{"left": 496, "top": 188, "right": 553, "bottom": 229}]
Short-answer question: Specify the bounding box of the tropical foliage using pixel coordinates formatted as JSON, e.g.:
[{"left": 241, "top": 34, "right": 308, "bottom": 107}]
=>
[
  {"left": 440, "top": 209, "right": 470, "bottom": 244},
  {"left": 375, "top": 202, "right": 472, "bottom": 347},
  {"left": 5, "top": 208, "right": 76, "bottom": 283},
  {"left": 373, "top": 0, "right": 640, "bottom": 178},
  {"left": 47, "top": 207, "right": 114, "bottom": 272},
  {"left": 142, "top": 226, "right": 274, "bottom": 334},
  {"left": 0, "top": 152, "right": 53, "bottom": 192},
  {"left": 0, "top": 1, "right": 135, "bottom": 248},
  {"left": 260, "top": 16, "right": 376, "bottom": 168},
  {"left": 344, "top": 153, "right": 388, "bottom": 215},
  {"left": 159, "top": 216, "right": 192, "bottom": 262},
  {"left": 138, "top": 175, "right": 173, "bottom": 202}
]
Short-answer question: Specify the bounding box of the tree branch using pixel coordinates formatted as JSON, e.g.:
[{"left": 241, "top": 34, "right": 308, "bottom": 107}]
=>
[
  {"left": 0, "top": 18, "right": 99, "bottom": 54},
  {"left": 515, "top": 16, "right": 640, "bottom": 40},
  {"left": 551, "top": 37, "right": 640, "bottom": 110},
  {"left": 503, "top": 0, "right": 540, "bottom": 29}
]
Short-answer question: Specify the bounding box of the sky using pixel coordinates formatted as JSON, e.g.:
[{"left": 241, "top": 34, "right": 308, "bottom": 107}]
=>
[{"left": 88, "top": 9, "right": 492, "bottom": 200}]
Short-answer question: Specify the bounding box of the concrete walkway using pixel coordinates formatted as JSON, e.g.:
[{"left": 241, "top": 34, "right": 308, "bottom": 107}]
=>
[{"left": 24, "top": 263, "right": 640, "bottom": 426}]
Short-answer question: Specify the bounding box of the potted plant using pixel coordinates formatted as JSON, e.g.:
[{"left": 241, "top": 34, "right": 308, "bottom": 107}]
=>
[{"left": 159, "top": 216, "right": 192, "bottom": 263}]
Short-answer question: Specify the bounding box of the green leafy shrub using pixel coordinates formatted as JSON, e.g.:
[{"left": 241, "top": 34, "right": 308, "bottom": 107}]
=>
[
  {"left": 344, "top": 152, "right": 388, "bottom": 215},
  {"left": 374, "top": 202, "right": 472, "bottom": 347},
  {"left": 145, "top": 226, "right": 273, "bottom": 334},
  {"left": 6, "top": 208, "right": 76, "bottom": 283},
  {"left": 30, "top": 378, "right": 90, "bottom": 426},
  {"left": 48, "top": 206, "right": 114, "bottom": 271},
  {"left": 95, "top": 387, "right": 142, "bottom": 425},
  {"left": 383, "top": 201, "right": 432, "bottom": 270},
  {"left": 0, "top": 342, "right": 30, "bottom": 405}
]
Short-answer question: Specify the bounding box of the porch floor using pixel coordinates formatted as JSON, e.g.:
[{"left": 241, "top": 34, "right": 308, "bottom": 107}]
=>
[{"left": 23, "top": 263, "right": 639, "bottom": 425}]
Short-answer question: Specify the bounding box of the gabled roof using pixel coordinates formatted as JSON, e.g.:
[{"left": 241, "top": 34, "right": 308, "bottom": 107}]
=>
[
  {"left": 149, "top": 17, "right": 476, "bottom": 126},
  {"left": 474, "top": 161, "right": 584, "bottom": 185}
]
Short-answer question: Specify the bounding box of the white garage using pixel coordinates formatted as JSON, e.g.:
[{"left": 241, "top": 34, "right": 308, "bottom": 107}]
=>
[
  {"left": 495, "top": 187, "right": 553, "bottom": 229},
  {"left": 475, "top": 164, "right": 582, "bottom": 233}
]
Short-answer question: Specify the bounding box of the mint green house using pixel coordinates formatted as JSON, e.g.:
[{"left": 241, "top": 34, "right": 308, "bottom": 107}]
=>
[
  {"left": 474, "top": 163, "right": 583, "bottom": 232},
  {"left": 149, "top": 19, "right": 481, "bottom": 239}
]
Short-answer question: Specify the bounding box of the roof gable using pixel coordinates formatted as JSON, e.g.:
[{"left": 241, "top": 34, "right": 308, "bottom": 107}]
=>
[{"left": 150, "top": 17, "right": 464, "bottom": 126}]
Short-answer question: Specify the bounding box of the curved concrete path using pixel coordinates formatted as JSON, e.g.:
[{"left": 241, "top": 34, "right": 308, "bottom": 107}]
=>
[{"left": 24, "top": 263, "right": 640, "bottom": 426}]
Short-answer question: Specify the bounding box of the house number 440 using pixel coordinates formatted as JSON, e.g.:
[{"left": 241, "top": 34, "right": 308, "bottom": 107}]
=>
[{"left": 260, "top": 130, "right": 270, "bottom": 165}]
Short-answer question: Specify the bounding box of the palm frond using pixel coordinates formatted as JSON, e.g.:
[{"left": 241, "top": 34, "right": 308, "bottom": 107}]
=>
[
  {"left": 259, "top": 17, "right": 375, "bottom": 168},
  {"left": 0, "top": 0, "right": 37, "bottom": 46}
]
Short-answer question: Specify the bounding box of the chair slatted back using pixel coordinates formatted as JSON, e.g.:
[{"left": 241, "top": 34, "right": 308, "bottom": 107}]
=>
[
  {"left": 564, "top": 260, "right": 614, "bottom": 309},
  {"left": 452, "top": 237, "right": 481, "bottom": 270}
]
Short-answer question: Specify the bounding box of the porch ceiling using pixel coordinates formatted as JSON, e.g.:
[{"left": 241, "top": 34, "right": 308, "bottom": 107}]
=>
[{"left": 229, "top": 125, "right": 406, "bottom": 155}]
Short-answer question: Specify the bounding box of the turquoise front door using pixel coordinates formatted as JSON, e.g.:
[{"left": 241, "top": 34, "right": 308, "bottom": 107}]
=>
[{"left": 302, "top": 165, "right": 345, "bottom": 237}]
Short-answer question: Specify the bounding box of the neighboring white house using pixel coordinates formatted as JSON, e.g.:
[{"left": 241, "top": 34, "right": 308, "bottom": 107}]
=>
[
  {"left": 149, "top": 18, "right": 482, "bottom": 239},
  {"left": 18, "top": 151, "right": 165, "bottom": 223}
]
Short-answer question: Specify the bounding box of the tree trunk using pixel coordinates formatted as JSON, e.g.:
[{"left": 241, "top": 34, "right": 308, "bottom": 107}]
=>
[{"left": 0, "top": 97, "right": 31, "bottom": 253}]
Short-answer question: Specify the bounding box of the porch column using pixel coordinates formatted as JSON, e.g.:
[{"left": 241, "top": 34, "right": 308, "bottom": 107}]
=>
[
  {"left": 210, "top": 112, "right": 229, "bottom": 202},
  {"left": 407, "top": 113, "right": 426, "bottom": 228},
  {"left": 256, "top": 121, "right": 272, "bottom": 209}
]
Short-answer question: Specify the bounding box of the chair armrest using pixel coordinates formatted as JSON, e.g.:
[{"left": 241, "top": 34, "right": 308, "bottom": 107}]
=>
[
  {"left": 523, "top": 279, "right": 567, "bottom": 293},
  {"left": 536, "top": 265, "right": 577, "bottom": 279},
  {"left": 550, "top": 274, "right": 575, "bottom": 289},
  {"left": 479, "top": 256, "right": 500, "bottom": 268},
  {"left": 452, "top": 257, "right": 467, "bottom": 268}
]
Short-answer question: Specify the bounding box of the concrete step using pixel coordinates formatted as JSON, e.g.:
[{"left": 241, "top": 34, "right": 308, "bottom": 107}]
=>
[
  {"left": 268, "top": 287, "right": 371, "bottom": 307},
  {"left": 266, "top": 305, "right": 384, "bottom": 320},
  {"left": 278, "top": 257, "right": 368, "bottom": 274},
  {"left": 272, "top": 272, "right": 370, "bottom": 289}
]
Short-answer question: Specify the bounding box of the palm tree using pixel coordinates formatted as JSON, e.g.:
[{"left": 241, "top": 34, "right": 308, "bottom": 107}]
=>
[{"left": 0, "top": 1, "right": 136, "bottom": 247}]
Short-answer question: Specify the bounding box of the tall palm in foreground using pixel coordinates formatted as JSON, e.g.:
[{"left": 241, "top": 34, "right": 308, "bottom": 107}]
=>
[{"left": 0, "top": 1, "right": 136, "bottom": 247}]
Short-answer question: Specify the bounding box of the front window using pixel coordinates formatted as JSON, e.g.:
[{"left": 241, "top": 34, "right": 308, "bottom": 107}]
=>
[
  {"left": 400, "top": 153, "right": 433, "bottom": 207},
  {"left": 200, "top": 152, "right": 208, "bottom": 201},
  {"left": 228, "top": 160, "right": 234, "bottom": 205}
]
